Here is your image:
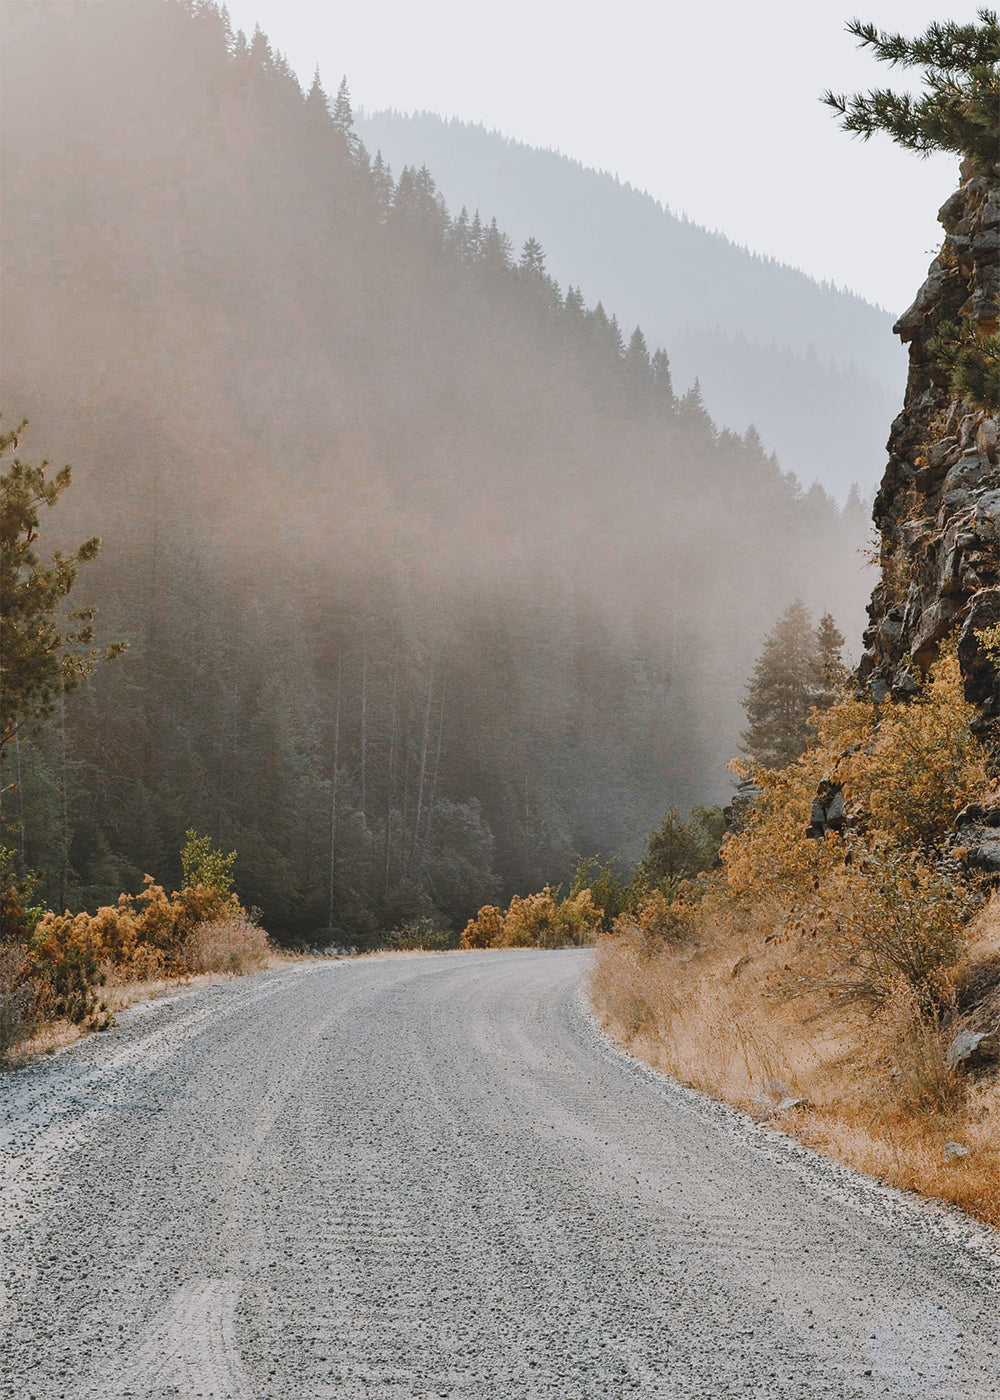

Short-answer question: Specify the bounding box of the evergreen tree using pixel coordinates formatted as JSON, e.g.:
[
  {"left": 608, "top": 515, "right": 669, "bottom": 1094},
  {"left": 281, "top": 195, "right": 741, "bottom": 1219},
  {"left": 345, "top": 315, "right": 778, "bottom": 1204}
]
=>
[
  {"left": 0, "top": 421, "right": 124, "bottom": 752},
  {"left": 823, "top": 11, "right": 999, "bottom": 171},
  {"left": 519, "top": 236, "right": 546, "bottom": 278},
  {"left": 563, "top": 285, "right": 585, "bottom": 320},
  {"left": 741, "top": 601, "right": 825, "bottom": 768},
  {"left": 331, "top": 75, "right": 360, "bottom": 157},
  {"left": 677, "top": 379, "right": 714, "bottom": 438},
  {"left": 639, "top": 803, "right": 725, "bottom": 884},
  {"left": 826, "top": 12, "right": 1000, "bottom": 415},
  {"left": 815, "top": 611, "right": 847, "bottom": 709},
  {"left": 650, "top": 347, "right": 675, "bottom": 407},
  {"left": 479, "top": 217, "right": 512, "bottom": 273},
  {"left": 625, "top": 326, "right": 651, "bottom": 379},
  {"left": 369, "top": 151, "right": 395, "bottom": 222}
]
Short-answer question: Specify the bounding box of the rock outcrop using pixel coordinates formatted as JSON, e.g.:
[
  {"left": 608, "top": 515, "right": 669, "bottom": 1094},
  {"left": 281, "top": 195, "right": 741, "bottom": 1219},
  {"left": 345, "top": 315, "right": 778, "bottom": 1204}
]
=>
[{"left": 859, "top": 164, "right": 1000, "bottom": 750}]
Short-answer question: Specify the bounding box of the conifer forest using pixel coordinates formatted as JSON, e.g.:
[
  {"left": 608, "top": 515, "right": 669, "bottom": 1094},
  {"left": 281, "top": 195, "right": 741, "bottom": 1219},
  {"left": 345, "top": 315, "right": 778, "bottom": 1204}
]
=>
[{"left": 1, "top": 0, "right": 872, "bottom": 944}]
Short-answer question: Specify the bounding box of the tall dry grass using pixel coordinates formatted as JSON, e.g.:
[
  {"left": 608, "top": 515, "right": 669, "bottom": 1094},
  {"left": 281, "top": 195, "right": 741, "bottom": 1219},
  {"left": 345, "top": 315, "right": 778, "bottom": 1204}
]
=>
[
  {"left": 180, "top": 912, "right": 270, "bottom": 975},
  {"left": 0, "top": 945, "right": 48, "bottom": 1062},
  {"left": 591, "top": 889, "right": 1000, "bottom": 1227}
]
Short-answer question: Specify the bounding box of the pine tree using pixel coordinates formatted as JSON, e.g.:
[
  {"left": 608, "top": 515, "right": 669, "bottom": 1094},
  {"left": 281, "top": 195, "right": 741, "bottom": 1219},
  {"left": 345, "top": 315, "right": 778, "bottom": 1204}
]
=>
[
  {"left": 741, "top": 601, "right": 824, "bottom": 768},
  {"left": 823, "top": 11, "right": 999, "bottom": 171},
  {"left": 331, "top": 75, "right": 360, "bottom": 157},
  {"left": 825, "top": 13, "right": 1000, "bottom": 416},
  {"left": 624, "top": 326, "right": 651, "bottom": 378},
  {"left": 519, "top": 236, "right": 546, "bottom": 278},
  {"left": 563, "top": 285, "right": 585, "bottom": 319},
  {"left": 480, "top": 217, "right": 513, "bottom": 274},
  {"left": 677, "top": 380, "right": 714, "bottom": 439},
  {"left": 370, "top": 151, "right": 394, "bottom": 222},
  {"left": 650, "top": 348, "right": 675, "bottom": 407},
  {"left": 815, "top": 611, "right": 847, "bottom": 710},
  {"left": 0, "top": 421, "right": 124, "bottom": 752}
]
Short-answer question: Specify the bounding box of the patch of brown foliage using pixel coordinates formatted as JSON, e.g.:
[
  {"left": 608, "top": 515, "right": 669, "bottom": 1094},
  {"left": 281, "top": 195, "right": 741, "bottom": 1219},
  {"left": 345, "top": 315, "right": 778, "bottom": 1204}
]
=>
[{"left": 591, "top": 653, "right": 1000, "bottom": 1227}]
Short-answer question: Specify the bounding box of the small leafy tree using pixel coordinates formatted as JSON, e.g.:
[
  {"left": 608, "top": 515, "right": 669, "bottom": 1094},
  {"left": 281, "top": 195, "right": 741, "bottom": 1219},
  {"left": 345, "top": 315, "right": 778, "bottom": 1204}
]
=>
[
  {"left": 180, "top": 829, "right": 236, "bottom": 898},
  {"left": 569, "top": 856, "right": 638, "bottom": 930},
  {"left": 815, "top": 612, "right": 848, "bottom": 708}
]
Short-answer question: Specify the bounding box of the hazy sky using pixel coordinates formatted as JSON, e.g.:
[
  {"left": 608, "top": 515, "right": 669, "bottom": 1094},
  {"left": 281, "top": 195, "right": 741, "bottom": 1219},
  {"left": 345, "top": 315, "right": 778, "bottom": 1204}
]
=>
[{"left": 222, "top": 0, "right": 977, "bottom": 313}]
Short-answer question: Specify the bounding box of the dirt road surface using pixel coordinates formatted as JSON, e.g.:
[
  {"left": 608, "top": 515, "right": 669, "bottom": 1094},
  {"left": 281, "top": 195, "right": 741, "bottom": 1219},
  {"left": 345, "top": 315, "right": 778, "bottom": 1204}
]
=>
[{"left": 1, "top": 950, "right": 998, "bottom": 1398}]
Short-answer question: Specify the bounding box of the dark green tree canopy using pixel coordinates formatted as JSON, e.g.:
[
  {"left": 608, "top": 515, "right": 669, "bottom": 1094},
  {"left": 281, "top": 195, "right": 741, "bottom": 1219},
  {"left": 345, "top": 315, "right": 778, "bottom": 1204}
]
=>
[
  {"left": 0, "top": 421, "right": 123, "bottom": 751},
  {"left": 823, "top": 11, "right": 1000, "bottom": 171},
  {"left": 639, "top": 805, "right": 725, "bottom": 886},
  {"left": 741, "top": 602, "right": 846, "bottom": 769}
]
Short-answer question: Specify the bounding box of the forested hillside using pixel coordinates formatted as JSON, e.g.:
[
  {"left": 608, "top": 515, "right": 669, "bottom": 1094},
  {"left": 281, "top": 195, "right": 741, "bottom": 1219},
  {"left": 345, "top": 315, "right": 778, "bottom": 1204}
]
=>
[
  {"left": 357, "top": 111, "right": 902, "bottom": 501},
  {"left": 1, "top": 0, "right": 870, "bottom": 943}
]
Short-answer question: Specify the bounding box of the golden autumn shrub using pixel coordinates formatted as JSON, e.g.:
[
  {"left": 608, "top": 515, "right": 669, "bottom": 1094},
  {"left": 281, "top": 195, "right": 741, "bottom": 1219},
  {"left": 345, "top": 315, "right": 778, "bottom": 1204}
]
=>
[
  {"left": 181, "top": 911, "right": 269, "bottom": 974},
  {"left": 0, "top": 944, "right": 49, "bottom": 1057},
  {"left": 24, "top": 832, "right": 263, "bottom": 1032},
  {"left": 837, "top": 847, "right": 975, "bottom": 1007},
  {"left": 720, "top": 647, "right": 988, "bottom": 1000},
  {"left": 552, "top": 888, "right": 603, "bottom": 945},
  {"left": 590, "top": 643, "right": 1000, "bottom": 1224},
  {"left": 500, "top": 890, "right": 559, "bottom": 946},
  {"left": 461, "top": 887, "right": 602, "bottom": 950},
  {"left": 460, "top": 905, "right": 506, "bottom": 949},
  {"left": 613, "top": 888, "right": 693, "bottom": 952}
]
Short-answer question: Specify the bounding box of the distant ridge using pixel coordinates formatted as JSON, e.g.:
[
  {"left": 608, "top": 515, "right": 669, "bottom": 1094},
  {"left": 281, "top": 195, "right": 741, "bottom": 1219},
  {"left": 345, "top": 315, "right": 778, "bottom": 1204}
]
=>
[{"left": 358, "top": 109, "right": 904, "bottom": 499}]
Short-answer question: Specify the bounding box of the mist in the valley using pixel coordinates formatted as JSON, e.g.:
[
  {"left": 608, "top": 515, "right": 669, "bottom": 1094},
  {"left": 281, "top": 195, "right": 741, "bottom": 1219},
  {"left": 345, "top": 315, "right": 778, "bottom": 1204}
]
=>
[
  {"left": 357, "top": 111, "right": 904, "bottom": 503},
  {"left": 1, "top": 2, "right": 874, "bottom": 941}
]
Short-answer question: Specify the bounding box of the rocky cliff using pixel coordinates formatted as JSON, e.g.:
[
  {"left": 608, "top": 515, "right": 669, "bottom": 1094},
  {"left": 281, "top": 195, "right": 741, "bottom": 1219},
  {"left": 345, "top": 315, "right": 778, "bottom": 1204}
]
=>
[{"left": 860, "top": 164, "right": 1000, "bottom": 750}]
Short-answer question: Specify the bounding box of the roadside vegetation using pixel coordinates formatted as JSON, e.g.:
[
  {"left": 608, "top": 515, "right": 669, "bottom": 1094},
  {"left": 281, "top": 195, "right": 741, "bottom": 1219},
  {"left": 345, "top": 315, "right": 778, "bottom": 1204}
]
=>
[
  {"left": 1, "top": 829, "right": 270, "bottom": 1063},
  {"left": 1, "top": 422, "right": 268, "bottom": 1064},
  {"left": 590, "top": 635, "right": 1000, "bottom": 1228},
  {"left": 585, "top": 3, "right": 1000, "bottom": 1232}
]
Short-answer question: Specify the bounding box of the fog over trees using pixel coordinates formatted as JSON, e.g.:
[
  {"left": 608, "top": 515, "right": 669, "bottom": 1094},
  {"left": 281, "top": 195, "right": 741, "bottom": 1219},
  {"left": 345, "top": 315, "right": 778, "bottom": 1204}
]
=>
[
  {"left": 357, "top": 111, "right": 903, "bottom": 503},
  {"left": 1, "top": 0, "right": 871, "bottom": 942}
]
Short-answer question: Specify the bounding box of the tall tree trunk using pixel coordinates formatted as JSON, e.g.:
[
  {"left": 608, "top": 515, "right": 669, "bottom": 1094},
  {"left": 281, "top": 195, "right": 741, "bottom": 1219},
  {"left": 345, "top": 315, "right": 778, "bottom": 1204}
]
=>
[
  {"left": 359, "top": 627, "right": 368, "bottom": 826},
  {"left": 415, "top": 679, "right": 446, "bottom": 884},
  {"left": 383, "top": 663, "right": 398, "bottom": 901},
  {"left": 410, "top": 669, "right": 434, "bottom": 877},
  {"left": 228, "top": 676, "right": 239, "bottom": 845},
  {"left": 14, "top": 737, "right": 26, "bottom": 881},
  {"left": 326, "top": 656, "right": 342, "bottom": 937}
]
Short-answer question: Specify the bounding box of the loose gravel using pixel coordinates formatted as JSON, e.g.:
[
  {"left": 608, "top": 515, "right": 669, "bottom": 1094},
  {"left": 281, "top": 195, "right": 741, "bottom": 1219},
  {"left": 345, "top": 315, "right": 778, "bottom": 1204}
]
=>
[{"left": 1, "top": 949, "right": 998, "bottom": 1399}]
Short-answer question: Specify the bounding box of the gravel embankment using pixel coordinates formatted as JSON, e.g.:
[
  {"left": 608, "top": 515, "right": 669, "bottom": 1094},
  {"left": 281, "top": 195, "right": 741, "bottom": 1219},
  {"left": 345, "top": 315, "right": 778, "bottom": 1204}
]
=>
[{"left": 1, "top": 950, "right": 998, "bottom": 1398}]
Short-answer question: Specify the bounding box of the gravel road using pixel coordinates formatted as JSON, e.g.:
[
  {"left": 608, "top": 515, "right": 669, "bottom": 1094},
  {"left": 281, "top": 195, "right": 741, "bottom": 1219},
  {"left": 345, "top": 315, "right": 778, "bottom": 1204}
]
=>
[{"left": 1, "top": 950, "right": 998, "bottom": 1399}]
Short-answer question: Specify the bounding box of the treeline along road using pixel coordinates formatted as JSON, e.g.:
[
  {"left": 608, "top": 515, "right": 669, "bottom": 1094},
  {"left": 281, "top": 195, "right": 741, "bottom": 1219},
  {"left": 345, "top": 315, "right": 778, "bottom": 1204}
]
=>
[{"left": 1, "top": 951, "right": 998, "bottom": 1397}]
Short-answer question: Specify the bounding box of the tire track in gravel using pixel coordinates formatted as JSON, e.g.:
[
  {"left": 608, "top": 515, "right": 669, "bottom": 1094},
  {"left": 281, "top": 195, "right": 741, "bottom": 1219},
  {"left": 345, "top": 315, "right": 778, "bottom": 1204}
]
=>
[{"left": 1, "top": 950, "right": 998, "bottom": 1399}]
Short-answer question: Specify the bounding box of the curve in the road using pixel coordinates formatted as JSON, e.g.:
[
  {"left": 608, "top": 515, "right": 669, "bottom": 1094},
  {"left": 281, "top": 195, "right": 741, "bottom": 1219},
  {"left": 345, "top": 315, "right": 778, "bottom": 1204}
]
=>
[{"left": 1, "top": 950, "right": 997, "bottom": 1399}]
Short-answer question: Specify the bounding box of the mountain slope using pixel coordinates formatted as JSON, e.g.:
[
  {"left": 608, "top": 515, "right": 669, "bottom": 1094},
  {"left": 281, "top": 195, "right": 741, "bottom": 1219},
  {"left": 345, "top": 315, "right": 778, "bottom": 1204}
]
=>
[
  {"left": 358, "top": 110, "right": 903, "bottom": 500},
  {"left": 1, "top": 0, "right": 870, "bottom": 938}
]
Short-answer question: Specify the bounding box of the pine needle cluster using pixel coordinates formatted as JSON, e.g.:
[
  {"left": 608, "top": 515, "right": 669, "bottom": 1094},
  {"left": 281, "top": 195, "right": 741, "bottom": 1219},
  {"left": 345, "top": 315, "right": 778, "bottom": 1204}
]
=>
[{"left": 823, "top": 11, "right": 1000, "bottom": 171}]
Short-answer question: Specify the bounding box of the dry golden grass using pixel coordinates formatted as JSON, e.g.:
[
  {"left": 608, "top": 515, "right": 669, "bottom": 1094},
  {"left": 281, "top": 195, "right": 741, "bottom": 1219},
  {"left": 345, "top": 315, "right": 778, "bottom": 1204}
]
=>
[
  {"left": 181, "top": 912, "right": 270, "bottom": 974},
  {"left": 591, "top": 890, "right": 1000, "bottom": 1228}
]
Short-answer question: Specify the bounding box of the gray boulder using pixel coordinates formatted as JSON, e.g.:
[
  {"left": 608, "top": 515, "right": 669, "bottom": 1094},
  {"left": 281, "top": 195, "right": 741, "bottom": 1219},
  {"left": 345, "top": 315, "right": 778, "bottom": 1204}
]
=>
[{"left": 946, "top": 1026, "right": 1000, "bottom": 1072}]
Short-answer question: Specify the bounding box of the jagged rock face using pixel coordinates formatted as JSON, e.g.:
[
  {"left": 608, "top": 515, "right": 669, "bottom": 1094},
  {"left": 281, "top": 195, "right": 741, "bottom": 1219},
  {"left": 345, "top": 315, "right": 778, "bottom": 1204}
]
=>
[{"left": 859, "top": 166, "right": 1000, "bottom": 746}]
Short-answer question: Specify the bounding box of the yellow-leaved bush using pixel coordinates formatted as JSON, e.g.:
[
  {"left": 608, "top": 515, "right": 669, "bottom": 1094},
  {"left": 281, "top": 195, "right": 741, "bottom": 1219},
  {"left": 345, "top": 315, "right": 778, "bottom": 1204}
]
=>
[
  {"left": 461, "top": 887, "right": 602, "bottom": 949},
  {"left": 590, "top": 648, "right": 1000, "bottom": 1227},
  {"left": 25, "top": 832, "right": 267, "bottom": 1027},
  {"left": 721, "top": 650, "right": 987, "bottom": 1002}
]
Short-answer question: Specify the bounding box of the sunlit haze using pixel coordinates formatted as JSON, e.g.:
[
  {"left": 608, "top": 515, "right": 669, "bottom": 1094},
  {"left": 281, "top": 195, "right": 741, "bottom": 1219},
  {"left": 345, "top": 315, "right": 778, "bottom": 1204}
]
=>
[{"left": 222, "top": 0, "right": 973, "bottom": 314}]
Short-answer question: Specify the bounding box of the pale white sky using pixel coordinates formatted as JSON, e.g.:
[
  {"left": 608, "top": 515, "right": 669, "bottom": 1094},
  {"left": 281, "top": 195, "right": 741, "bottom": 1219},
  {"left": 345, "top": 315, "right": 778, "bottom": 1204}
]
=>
[{"left": 223, "top": 0, "right": 977, "bottom": 313}]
